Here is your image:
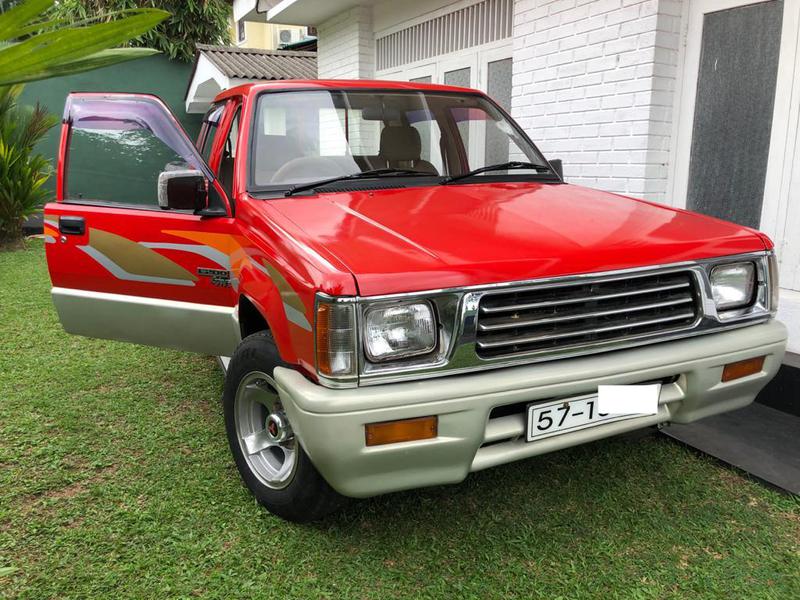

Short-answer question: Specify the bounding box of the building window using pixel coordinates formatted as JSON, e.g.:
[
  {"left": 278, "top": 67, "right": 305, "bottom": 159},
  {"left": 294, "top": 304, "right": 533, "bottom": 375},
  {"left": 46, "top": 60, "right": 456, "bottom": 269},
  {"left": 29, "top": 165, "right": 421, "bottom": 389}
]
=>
[{"left": 237, "top": 19, "right": 245, "bottom": 43}]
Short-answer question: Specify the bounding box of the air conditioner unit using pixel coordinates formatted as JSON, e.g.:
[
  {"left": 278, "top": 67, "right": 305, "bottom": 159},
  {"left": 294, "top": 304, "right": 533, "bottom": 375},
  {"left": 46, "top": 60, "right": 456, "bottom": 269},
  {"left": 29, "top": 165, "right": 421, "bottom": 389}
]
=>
[{"left": 278, "top": 29, "right": 299, "bottom": 44}]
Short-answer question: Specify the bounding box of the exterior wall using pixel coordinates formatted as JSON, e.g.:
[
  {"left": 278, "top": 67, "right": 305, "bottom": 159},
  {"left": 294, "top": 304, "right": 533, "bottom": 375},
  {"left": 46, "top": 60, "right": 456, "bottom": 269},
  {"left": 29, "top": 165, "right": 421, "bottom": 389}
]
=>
[
  {"left": 229, "top": 19, "right": 307, "bottom": 50},
  {"left": 235, "top": 19, "right": 268, "bottom": 47},
  {"left": 511, "top": 0, "right": 682, "bottom": 202},
  {"left": 372, "top": 0, "right": 469, "bottom": 31},
  {"left": 317, "top": 5, "right": 376, "bottom": 79}
]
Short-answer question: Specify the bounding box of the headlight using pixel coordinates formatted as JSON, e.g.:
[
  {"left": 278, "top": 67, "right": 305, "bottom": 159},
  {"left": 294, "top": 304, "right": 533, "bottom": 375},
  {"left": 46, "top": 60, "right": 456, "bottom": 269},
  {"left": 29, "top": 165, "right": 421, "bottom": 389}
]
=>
[
  {"left": 710, "top": 262, "right": 756, "bottom": 310},
  {"left": 364, "top": 302, "right": 436, "bottom": 362}
]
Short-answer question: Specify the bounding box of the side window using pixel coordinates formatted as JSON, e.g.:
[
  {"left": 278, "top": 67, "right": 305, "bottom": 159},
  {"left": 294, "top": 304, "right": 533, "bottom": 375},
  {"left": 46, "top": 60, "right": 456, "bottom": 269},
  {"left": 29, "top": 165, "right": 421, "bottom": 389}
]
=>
[
  {"left": 199, "top": 103, "right": 225, "bottom": 165},
  {"left": 218, "top": 108, "right": 240, "bottom": 199},
  {"left": 65, "top": 96, "right": 207, "bottom": 207}
]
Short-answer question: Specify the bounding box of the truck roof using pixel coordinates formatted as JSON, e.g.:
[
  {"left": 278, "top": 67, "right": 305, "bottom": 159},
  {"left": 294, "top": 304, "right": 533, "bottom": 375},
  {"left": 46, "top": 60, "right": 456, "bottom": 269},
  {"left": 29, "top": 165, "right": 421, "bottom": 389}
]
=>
[{"left": 214, "top": 79, "right": 481, "bottom": 102}]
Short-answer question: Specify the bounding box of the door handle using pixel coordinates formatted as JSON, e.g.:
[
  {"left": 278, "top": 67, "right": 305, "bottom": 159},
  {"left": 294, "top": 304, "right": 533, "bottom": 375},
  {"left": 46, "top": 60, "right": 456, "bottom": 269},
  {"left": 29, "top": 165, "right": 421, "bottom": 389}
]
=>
[{"left": 59, "top": 216, "right": 85, "bottom": 236}]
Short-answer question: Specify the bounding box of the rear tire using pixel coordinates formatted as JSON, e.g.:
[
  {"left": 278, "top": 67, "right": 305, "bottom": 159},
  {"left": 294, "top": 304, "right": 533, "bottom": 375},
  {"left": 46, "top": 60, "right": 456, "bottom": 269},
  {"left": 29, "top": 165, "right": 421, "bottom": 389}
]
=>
[{"left": 222, "top": 331, "right": 345, "bottom": 522}]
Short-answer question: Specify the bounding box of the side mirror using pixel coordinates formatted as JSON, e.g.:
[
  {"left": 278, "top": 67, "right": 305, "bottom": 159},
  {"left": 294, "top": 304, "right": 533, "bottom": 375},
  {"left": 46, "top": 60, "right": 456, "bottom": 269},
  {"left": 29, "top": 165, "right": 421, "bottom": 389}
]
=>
[
  {"left": 549, "top": 158, "right": 564, "bottom": 180},
  {"left": 158, "top": 169, "right": 208, "bottom": 212}
]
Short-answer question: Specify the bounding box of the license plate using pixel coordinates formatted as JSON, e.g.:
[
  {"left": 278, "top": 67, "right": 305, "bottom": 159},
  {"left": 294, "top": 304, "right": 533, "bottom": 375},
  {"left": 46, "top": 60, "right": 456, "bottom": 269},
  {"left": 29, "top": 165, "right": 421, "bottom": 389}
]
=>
[{"left": 526, "top": 394, "right": 637, "bottom": 442}]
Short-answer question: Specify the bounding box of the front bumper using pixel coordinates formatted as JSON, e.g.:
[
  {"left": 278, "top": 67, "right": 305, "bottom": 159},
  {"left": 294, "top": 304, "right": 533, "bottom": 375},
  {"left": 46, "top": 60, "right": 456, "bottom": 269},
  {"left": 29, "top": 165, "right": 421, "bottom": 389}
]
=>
[{"left": 275, "top": 320, "right": 787, "bottom": 498}]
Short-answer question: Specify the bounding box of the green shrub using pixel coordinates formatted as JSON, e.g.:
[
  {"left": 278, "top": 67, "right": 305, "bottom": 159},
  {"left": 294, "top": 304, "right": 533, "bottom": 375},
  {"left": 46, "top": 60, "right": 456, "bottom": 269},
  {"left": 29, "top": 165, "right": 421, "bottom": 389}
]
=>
[{"left": 0, "top": 84, "right": 58, "bottom": 245}]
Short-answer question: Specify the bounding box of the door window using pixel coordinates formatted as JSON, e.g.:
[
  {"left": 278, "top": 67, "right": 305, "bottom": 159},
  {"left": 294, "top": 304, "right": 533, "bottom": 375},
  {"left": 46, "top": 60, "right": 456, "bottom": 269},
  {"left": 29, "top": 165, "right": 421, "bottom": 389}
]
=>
[
  {"left": 64, "top": 95, "right": 211, "bottom": 208},
  {"left": 199, "top": 103, "right": 226, "bottom": 165},
  {"left": 218, "top": 108, "right": 240, "bottom": 198}
]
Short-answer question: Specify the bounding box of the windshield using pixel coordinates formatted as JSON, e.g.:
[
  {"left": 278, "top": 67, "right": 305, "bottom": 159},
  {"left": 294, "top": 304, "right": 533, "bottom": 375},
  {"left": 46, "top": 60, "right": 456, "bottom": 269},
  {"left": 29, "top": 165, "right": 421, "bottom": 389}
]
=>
[{"left": 249, "top": 89, "right": 550, "bottom": 190}]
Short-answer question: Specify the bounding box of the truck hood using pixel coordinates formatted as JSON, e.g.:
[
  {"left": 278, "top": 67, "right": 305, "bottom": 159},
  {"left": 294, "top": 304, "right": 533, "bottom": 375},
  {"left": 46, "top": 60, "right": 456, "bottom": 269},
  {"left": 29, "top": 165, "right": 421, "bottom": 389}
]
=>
[{"left": 266, "top": 182, "right": 767, "bottom": 296}]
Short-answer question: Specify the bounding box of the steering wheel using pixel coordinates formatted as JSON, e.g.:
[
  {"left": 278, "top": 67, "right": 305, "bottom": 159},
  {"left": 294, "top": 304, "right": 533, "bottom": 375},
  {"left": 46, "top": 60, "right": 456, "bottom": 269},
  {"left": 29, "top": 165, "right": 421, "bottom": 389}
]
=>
[{"left": 271, "top": 156, "right": 355, "bottom": 184}]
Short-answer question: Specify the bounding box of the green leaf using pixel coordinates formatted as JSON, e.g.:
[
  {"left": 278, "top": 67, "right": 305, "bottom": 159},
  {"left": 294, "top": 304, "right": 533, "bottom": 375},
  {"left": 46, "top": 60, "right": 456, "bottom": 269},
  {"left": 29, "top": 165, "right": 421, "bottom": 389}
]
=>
[
  {"left": 0, "top": 47, "right": 160, "bottom": 86},
  {"left": 0, "top": 566, "right": 19, "bottom": 577},
  {"left": 0, "top": 0, "right": 54, "bottom": 42},
  {"left": 0, "top": 8, "right": 169, "bottom": 85},
  {"left": 9, "top": 16, "right": 70, "bottom": 38},
  {"left": 15, "top": 8, "right": 158, "bottom": 38}
]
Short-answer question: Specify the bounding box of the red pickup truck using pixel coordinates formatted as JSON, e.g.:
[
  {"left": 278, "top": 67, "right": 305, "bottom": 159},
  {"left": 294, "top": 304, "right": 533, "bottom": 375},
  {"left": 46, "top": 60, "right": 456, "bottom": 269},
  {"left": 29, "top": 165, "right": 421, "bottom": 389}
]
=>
[{"left": 45, "top": 80, "right": 787, "bottom": 522}]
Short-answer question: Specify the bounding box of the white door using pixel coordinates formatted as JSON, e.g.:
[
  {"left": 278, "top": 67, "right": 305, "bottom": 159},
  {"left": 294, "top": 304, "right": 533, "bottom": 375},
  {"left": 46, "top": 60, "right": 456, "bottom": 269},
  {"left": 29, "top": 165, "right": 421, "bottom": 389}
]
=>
[
  {"left": 671, "top": 0, "right": 795, "bottom": 225},
  {"left": 669, "top": 0, "right": 800, "bottom": 352}
]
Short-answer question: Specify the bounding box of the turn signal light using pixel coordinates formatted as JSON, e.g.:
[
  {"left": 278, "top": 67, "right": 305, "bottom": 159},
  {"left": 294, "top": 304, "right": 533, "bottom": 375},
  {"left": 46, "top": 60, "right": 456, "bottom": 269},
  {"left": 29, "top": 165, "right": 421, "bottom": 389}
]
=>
[
  {"left": 315, "top": 301, "right": 356, "bottom": 378},
  {"left": 365, "top": 416, "right": 438, "bottom": 446},
  {"left": 721, "top": 356, "right": 765, "bottom": 382}
]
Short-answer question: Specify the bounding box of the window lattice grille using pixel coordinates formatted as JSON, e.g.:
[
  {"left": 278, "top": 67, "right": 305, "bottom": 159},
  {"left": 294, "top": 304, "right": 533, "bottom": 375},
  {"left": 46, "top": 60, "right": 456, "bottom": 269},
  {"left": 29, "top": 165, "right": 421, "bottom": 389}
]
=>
[{"left": 376, "top": 0, "right": 512, "bottom": 71}]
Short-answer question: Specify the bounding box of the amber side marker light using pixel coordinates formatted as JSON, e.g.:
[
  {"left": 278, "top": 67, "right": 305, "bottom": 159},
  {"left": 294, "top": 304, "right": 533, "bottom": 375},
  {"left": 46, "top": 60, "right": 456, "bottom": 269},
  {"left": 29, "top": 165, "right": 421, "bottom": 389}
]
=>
[
  {"left": 315, "top": 302, "right": 333, "bottom": 376},
  {"left": 365, "top": 416, "right": 438, "bottom": 446},
  {"left": 721, "top": 356, "right": 765, "bottom": 382}
]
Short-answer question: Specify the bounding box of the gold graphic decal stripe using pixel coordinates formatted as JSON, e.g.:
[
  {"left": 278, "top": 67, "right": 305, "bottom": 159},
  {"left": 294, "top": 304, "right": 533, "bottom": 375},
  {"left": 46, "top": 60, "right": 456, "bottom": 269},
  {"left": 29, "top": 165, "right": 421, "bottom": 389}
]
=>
[
  {"left": 43, "top": 218, "right": 59, "bottom": 244},
  {"left": 160, "top": 229, "right": 311, "bottom": 330},
  {"left": 261, "top": 261, "right": 308, "bottom": 316},
  {"left": 78, "top": 228, "right": 197, "bottom": 285},
  {"left": 89, "top": 229, "right": 197, "bottom": 282},
  {"left": 259, "top": 261, "right": 312, "bottom": 331},
  {"left": 161, "top": 230, "right": 251, "bottom": 287}
]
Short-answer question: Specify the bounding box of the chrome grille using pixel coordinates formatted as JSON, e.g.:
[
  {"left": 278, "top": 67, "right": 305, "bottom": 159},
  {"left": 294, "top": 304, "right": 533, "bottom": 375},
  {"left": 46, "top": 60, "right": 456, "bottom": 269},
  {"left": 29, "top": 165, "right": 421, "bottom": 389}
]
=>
[{"left": 476, "top": 271, "right": 701, "bottom": 359}]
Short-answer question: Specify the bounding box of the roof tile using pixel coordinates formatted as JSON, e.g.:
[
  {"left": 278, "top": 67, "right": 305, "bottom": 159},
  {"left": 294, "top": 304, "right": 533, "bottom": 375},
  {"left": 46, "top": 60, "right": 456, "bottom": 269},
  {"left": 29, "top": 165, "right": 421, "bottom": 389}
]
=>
[{"left": 196, "top": 44, "right": 317, "bottom": 80}]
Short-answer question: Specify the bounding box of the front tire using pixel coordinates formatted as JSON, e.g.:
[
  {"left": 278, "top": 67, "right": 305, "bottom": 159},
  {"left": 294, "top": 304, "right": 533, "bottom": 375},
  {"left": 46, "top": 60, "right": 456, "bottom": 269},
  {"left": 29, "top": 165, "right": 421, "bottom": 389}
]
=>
[{"left": 222, "top": 331, "right": 345, "bottom": 522}]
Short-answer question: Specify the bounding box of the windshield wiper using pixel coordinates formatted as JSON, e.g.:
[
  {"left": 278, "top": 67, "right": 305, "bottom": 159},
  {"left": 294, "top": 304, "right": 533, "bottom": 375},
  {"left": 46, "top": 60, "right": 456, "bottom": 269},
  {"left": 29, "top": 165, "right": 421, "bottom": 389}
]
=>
[
  {"left": 284, "top": 168, "right": 432, "bottom": 197},
  {"left": 441, "top": 161, "right": 553, "bottom": 185}
]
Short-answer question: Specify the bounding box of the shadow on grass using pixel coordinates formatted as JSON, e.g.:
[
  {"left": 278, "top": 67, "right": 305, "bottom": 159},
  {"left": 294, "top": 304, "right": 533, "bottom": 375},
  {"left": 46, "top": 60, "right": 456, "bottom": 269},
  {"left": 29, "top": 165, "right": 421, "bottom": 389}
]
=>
[{"left": 301, "top": 430, "right": 695, "bottom": 538}]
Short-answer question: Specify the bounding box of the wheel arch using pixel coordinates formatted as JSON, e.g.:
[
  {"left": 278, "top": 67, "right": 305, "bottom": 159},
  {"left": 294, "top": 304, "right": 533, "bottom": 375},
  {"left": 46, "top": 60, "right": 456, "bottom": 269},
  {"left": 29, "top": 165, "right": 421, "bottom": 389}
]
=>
[
  {"left": 238, "top": 294, "right": 270, "bottom": 339},
  {"left": 236, "top": 289, "right": 306, "bottom": 367}
]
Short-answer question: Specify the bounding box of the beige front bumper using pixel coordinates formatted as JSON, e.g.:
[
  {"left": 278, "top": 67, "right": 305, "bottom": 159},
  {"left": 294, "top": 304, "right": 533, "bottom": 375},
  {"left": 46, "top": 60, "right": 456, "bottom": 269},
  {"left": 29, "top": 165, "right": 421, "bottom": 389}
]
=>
[{"left": 275, "top": 320, "right": 787, "bottom": 498}]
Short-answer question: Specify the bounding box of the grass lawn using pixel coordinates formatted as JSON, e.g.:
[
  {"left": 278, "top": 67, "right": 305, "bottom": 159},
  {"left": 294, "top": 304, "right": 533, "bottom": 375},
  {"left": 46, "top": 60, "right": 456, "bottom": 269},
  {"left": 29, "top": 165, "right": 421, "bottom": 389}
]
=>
[{"left": 1, "top": 240, "right": 798, "bottom": 599}]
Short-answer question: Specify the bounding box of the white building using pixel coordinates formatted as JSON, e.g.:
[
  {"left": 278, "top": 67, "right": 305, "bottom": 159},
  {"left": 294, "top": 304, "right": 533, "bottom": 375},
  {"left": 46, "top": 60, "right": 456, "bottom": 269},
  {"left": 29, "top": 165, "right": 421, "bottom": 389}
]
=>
[{"left": 233, "top": 0, "right": 800, "bottom": 360}]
